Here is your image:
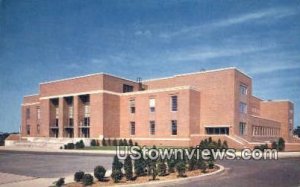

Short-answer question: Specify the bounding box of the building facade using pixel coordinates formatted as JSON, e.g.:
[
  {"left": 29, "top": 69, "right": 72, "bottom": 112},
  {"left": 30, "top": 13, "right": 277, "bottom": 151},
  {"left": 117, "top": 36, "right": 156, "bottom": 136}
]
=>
[{"left": 21, "top": 67, "right": 298, "bottom": 148}]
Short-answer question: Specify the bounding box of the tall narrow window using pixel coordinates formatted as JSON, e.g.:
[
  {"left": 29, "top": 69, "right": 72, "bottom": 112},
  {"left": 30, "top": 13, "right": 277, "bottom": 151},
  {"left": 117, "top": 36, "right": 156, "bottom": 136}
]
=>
[
  {"left": 239, "top": 102, "right": 247, "bottom": 113},
  {"left": 239, "top": 122, "right": 246, "bottom": 135},
  {"left": 171, "top": 95, "right": 178, "bottom": 111},
  {"left": 150, "top": 121, "right": 155, "bottom": 135},
  {"left": 84, "top": 105, "right": 90, "bottom": 117},
  {"left": 55, "top": 107, "right": 59, "bottom": 119},
  {"left": 26, "top": 108, "right": 30, "bottom": 119},
  {"left": 149, "top": 98, "right": 155, "bottom": 112},
  {"left": 171, "top": 120, "right": 177, "bottom": 135},
  {"left": 69, "top": 106, "right": 73, "bottom": 118},
  {"left": 26, "top": 124, "right": 30, "bottom": 135},
  {"left": 37, "top": 107, "right": 40, "bottom": 120},
  {"left": 37, "top": 124, "right": 40, "bottom": 134},
  {"left": 240, "top": 84, "right": 247, "bottom": 95},
  {"left": 130, "top": 99, "right": 135, "bottom": 113},
  {"left": 130, "top": 122, "right": 135, "bottom": 135}
]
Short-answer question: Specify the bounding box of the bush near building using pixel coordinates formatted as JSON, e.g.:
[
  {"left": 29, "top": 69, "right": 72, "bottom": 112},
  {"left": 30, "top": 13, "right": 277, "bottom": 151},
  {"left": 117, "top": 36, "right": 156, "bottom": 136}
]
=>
[
  {"left": 53, "top": 178, "right": 64, "bottom": 187},
  {"left": 176, "top": 160, "right": 187, "bottom": 177},
  {"left": 157, "top": 158, "right": 167, "bottom": 176},
  {"left": 75, "top": 140, "right": 85, "bottom": 149},
  {"left": 124, "top": 155, "right": 133, "bottom": 180},
  {"left": 91, "top": 139, "right": 97, "bottom": 146},
  {"left": 277, "top": 137, "right": 285, "bottom": 151},
  {"left": 111, "top": 155, "right": 123, "bottom": 183}
]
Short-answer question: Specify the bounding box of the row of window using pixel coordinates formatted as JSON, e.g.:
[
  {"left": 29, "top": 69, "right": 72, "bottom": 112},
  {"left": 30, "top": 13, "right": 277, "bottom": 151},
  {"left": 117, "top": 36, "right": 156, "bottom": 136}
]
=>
[
  {"left": 252, "top": 126, "right": 280, "bottom": 137},
  {"left": 130, "top": 95, "right": 178, "bottom": 114},
  {"left": 130, "top": 120, "right": 178, "bottom": 135}
]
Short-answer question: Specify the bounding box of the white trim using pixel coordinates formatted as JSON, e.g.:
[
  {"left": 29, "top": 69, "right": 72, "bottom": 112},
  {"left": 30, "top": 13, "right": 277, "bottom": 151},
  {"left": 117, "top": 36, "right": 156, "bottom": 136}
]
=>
[
  {"left": 123, "top": 86, "right": 199, "bottom": 96},
  {"left": 24, "top": 94, "right": 39, "bottom": 97},
  {"left": 39, "top": 90, "right": 120, "bottom": 100},
  {"left": 129, "top": 137, "right": 190, "bottom": 141},
  {"left": 203, "top": 125, "right": 231, "bottom": 128},
  {"left": 262, "top": 99, "right": 294, "bottom": 104},
  {"left": 22, "top": 102, "right": 40, "bottom": 106},
  {"left": 40, "top": 73, "right": 103, "bottom": 85},
  {"left": 144, "top": 67, "right": 252, "bottom": 82}
]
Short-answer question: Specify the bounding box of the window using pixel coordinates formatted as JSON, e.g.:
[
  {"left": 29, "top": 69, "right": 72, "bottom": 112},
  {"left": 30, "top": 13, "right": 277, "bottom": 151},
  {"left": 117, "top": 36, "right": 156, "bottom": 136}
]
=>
[
  {"left": 239, "top": 122, "right": 246, "bottom": 135},
  {"left": 130, "top": 122, "right": 135, "bottom": 135},
  {"left": 123, "top": 84, "right": 134, "bottom": 93},
  {"left": 205, "top": 127, "right": 229, "bottom": 135},
  {"left": 84, "top": 105, "right": 90, "bottom": 117},
  {"left": 239, "top": 102, "right": 247, "bottom": 113},
  {"left": 26, "top": 124, "right": 30, "bottom": 135},
  {"left": 240, "top": 84, "right": 247, "bottom": 95},
  {"left": 69, "top": 118, "right": 74, "bottom": 126},
  {"left": 26, "top": 108, "right": 30, "bottom": 119},
  {"left": 37, "top": 107, "right": 40, "bottom": 120},
  {"left": 84, "top": 117, "right": 90, "bottom": 126},
  {"left": 37, "top": 124, "right": 40, "bottom": 134},
  {"left": 171, "top": 95, "right": 178, "bottom": 111},
  {"left": 149, "top": 98, "right": 155, "bottom": 112},
  {"left": 150, "top": 121, "right": 155, "bottom": 135},
  {"left": 69, "top": 106, "right": 73, "bottom": 118},
  {"left": 55, "top": 107, "right": 59, "bottom": 119},
  {"left": 55, "top": 119, "right": 59, "bottom": 127},
  {"left": 130, "top": 99, "right": 135, "bottom": 113},
  {"left": 171, "top": 120, "right": 177, "bottom": 135}
]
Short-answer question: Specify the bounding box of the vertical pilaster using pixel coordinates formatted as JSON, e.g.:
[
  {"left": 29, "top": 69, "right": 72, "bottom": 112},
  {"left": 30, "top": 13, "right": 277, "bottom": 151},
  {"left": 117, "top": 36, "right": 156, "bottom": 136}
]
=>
[
  {"left": 74, "top": 96, "right": 79, "bottom": 138},
  {"left": 58, "top": 97, "right": 65, "bottom": 137}
]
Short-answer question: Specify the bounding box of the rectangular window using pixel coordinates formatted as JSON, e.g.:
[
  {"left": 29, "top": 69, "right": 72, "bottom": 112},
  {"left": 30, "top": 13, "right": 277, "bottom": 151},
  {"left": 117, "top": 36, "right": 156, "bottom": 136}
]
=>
[
  {"left": 26, "top": 108, "right": 30, "bottom": 119},
  {"left": 55, "top": 107, "right": 59, "bottom": 119},
  {"left": 26, "top": 124, "right": 30, "bottom": 135},
  {"left": 150, "top": 121, "right": 155, "bottom": 135},
  {"left": 84, "top": 117, "right": 90, "bottom": 126},
  {"left": 69, "top": 106, "right": 73, "bottom": 118},
  {"left": 239, "top": 102, "right": 247, "bottom": 113},
  {"left": 171, "top": 120, "right": 177, "bottom": 135},
  {"left": 84, "top": 105, "right": 90, "bottom": 117},
  {"left": 130, "top": 99, "right": 135, "bottom": 113},
  {"left": 37, "top": 124, "right": 40, "bottom": 134},
  {"left": 171, "top": 96, "right": 178, "bottom": 111},
  {"left": 37, "top": 107, "right": 40, "bottom": 120},
  {"left": 239, "top": 122, "right": 246, "bottom": 135},
  {"left": 69, "top": 118, "right": 74, "bottom": 126},
  {"left": 123, "top": 84, "right": 134, "bottom": 93},
  {"left": 240, "top": 84, "right": 247, "bottom": 95},
  {"left": 149, "top": 98, "right": 155, "bottom": 112},
  {"left": 55, "top": 119, "right": 59, "bottom": 127},
  {"left": 130, "top": 122, "right": 135, "bottom": 135},
  {"left": 205, "top": 127, "right": 229, "bottom": 135}
]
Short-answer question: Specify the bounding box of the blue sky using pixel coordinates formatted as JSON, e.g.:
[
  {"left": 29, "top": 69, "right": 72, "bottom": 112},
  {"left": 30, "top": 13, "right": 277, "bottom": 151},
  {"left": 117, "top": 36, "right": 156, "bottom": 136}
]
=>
[{"left": 0, "top": 0, "right": 299, "bottom": 132}]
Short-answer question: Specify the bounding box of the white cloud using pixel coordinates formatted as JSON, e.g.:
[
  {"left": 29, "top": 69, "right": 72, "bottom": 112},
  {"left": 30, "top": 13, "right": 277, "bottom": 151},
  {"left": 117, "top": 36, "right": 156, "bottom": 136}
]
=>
[{"left": 160, "top": 7, "right": 298, "bottom": 38}]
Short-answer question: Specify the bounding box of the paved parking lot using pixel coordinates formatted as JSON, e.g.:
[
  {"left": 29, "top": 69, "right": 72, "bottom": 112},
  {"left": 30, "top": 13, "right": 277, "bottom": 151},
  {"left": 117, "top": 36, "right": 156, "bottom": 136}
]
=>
[{"left": 0, "top": 150, "right": 299, "bottom": 187}]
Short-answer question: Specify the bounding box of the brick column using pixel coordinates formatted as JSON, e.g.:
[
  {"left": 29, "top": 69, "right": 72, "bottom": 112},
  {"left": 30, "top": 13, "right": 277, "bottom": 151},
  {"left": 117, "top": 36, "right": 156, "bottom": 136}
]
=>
[
  {"left": 58, "top": 97, "right": 65, "bottom": 137},
  {"left": 73, "top": 96, "right": 80, "bottom": 138},
  {"left": 40, "top": 99, "right": 50, "bottom": 137}
]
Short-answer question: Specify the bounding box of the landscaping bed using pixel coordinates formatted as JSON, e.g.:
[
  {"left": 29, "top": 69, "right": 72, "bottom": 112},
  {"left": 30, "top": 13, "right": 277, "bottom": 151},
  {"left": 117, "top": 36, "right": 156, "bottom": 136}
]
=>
[{"left": 66, "top": 166, "right": 220, "bottom": 187}]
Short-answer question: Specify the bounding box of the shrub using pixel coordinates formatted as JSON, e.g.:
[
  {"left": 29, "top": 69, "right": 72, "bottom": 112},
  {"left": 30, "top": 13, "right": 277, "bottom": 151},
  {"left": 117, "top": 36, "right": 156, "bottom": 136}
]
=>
[
  {"left": 167, "top": 155, "right": 177, "bottom": 173},
  {"left": 112, "top": 139, "right": 117, "bottom": 146},
  {"left": 158, "top": 158, "right": 167, "bottom": 176},
  {"left": 91, "top": 139, "right": 97, "bottom": 146},
  {"left": 134, "top": 150, "right": 146, "bottom": 176},
  {"left": 94, "top": 166, "right": 106, "bottom": 181},
  {"left": 188, "top": 148, "right": 197, "bottom": 171},
  {"left": 74, "top": 171, "right": 84, "bottom": 182},
  {"left": 75, "top": 140, "right": 85, "bottom": 149},
  {"left": 208, "top": 161, "right": 214, "bottom": 169},
  {"left": 217, "top": 139, "right": 222, "bottom": 149},
  {"left": 254, "top": 144, "right": 268, "bottom": 151},
  {"left": 107, "top": 138, "right": 111, "bottom": 146},
  {"left": 112, "top": 155, "right": 123, "bottom": 171},
  {"left": 150, "top": 162, "right": 158, "bottom": 180},
  {"left": 176, "top": 161, "right": 186, "bottom": 177},
  {"left": 119, "top": 139, "right": 124, "bottom": 146},
  {"left": 124, "top": 155, "right": 133, "bottom": 180},
  {"left": 128, "top": 139, "right": 133, "bottom": 146},
  {"left": 222, "top": 140, "right": 228, "bottom": 149},
  {"left": 53, "top": 178, "right": 64, "bottom": 187},
  {"left": 278, "top": 137, "right": 285, "bottom": 151},
  {"left": 199, "top": 161, "right": 207, "bottom": 173},
  {"left": 208, "top": 137, "right": 212, "bottom": 143},
  {"left": 111, "top": 169, "right": 123, "bottom": 183},
  {"left": 65, "top": 143, "right": 75, "bottom": 149},
  {"left": 123, "top": 139, "right": 128, "bottom": 146},
  {"left": 102, "top": 138, "right": 107, "bottom": 146},
  {"left": 82, "top": 174, "right": 94, "bottom": 186},
  {"left": 134, "top": 142, "right": 139, "bottom": 146}
]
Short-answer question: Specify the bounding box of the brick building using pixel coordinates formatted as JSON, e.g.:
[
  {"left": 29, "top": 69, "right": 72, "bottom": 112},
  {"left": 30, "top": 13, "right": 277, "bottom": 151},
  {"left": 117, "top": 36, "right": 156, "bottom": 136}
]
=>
[{"left": 21, "top": 67, "right": 300, "bottom": 149}]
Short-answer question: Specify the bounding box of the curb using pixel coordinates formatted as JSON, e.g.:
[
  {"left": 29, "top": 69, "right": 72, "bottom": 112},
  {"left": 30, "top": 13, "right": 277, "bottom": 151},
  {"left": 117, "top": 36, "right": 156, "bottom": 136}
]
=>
[{"left": 112, "top": 164, "right": 225, "bottom": 187}]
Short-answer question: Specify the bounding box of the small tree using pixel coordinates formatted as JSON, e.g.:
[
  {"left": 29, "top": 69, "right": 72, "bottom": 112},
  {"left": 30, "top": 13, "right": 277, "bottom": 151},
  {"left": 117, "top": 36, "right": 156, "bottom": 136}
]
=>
[
  {"left": 208, "top": 137, "right": 213, "bottom": 143},
  {"left": 134, "top": 142, "right": 139, "bottom": 146},
  {"left": 111, "top": 155, "right": 123, "bottom": 183},
  {"left": 75, "top": 140, "right": 85, "bottom": 149},
  {"left": 134, "top": 149, "right": 146, "bottom": 176},
  {"left": 208, "top": 161, "right": 214, "bottom": 169},
  {"left": 124, "top": 155, "right": 133, "bottom": 180},
  {"left": 102, "top": 138, "right": 107, "bottom": 146},
  {"left": 91, "top": 139, "right": 97, "bottom": 146},
  {"left": 176, "top": 161, "right": 186, "bottom": 177},
  {"left": 82, "top": 174, "right": 93, "bottom": 186},
  {"left": 74, "top": 171, "right": 84, "bottom": 182},
  {"left": 217, "top": 139, "right": 222, "bottom": 149},
  {"left": 129, "top": 139, "right": 133, "bottom": 146},
  {"left": 53, "top": 178, "right": 64, "bottom": 187},
  {"left": 188, "top": 148, "right": 197, "bottom": 171},
  {"left": 167, "top": 155, "right": 177, "bottom": 173},
  {"left": 199, "top": 161, "right": 208, "bottom": 173},
  {"left": 150, "top": 162, "right": 158, "bottom": 180},
  {"left": 222, "top": 140, "right": 228, "bottom": 149},
  {"left": 158, "top": 158, "right": 167, "bottom": 176},
  {"left": 278, "top": 137, "right": 285, "bottom": 151},
  {"left": 112, "top": 139, "right": 117, "bottom": 146},
  {"left": 94, "top": 166, "right": 106, "bottom": 181}
]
